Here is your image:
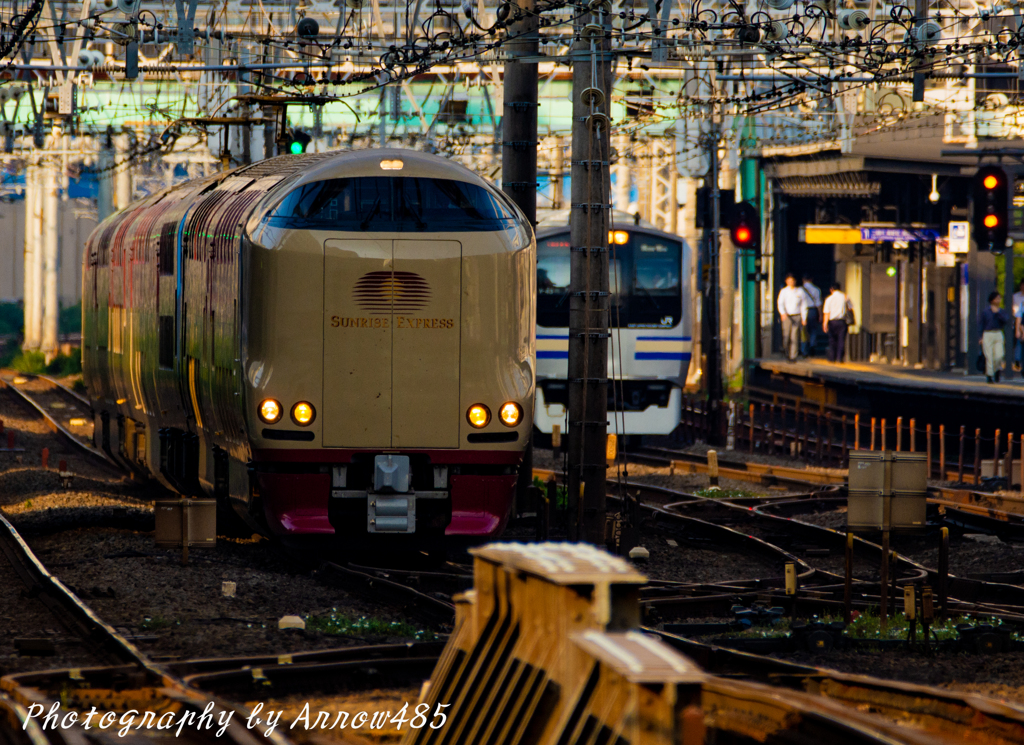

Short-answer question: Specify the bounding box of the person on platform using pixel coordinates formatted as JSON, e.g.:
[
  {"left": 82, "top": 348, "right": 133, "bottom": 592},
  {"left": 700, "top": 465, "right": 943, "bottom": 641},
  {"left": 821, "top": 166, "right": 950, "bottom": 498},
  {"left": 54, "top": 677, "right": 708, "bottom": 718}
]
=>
[
  {"left": 822, "top": 282, "right": 854, "bottom": 363},
  {"left": 1016, "top": 294, "right": 1024, "bottom": 379},
  {"left": 980, "top": 291, "right": 1011, "bottom": 383},
  {"left": 777, "top": 273, "right": 807, "bottom": 362},
  {"left": 800, "top": 274, "right": 823, "bottom": 357},
  {"left": 1013, "top": 278, "right": 1024, "bottom": 372}
]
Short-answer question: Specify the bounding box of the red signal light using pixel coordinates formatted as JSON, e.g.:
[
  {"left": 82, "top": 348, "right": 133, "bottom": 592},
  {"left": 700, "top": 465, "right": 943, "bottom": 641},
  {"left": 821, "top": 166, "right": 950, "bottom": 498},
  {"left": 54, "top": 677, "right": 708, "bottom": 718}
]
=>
[
  {"left": 735, "top": 226, "right": 752, "bottom": 244},
  {"left": 984, "top": 214, "right": 1000, "bottom": 229},
  {"left": 983, "top": 174, "right": 999, "bottom": 190}
]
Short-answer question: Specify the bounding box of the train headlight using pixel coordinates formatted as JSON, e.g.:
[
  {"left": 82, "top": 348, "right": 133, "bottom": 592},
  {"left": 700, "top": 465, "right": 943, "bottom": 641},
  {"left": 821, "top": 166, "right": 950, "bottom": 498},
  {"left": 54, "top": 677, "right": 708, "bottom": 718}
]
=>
[
  {"left": 259, "top": 399, "right": 282, "bottom": 424},
  {"left": 499, "top": 402, "right": 522, "bottom": 427},
  {"left": 291, "top": 402, "right": 316, "bottom": 426},
  {"left": 467, "top": 404, "right": 491, "bottom": 428}
]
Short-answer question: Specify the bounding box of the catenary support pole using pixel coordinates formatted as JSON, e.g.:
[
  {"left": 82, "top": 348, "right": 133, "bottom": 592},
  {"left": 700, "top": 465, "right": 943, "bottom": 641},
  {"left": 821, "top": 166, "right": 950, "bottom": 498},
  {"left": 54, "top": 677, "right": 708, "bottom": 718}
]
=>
[
  {"left": 567, "top": 1, "right": 612, "bottom": 543},
  {"left": 702, "top": 124, "right": 724, "bottom": 444},
  {"left": 22, "top": 161, "right": 40, "bottom": 351},
  {"left": 502, "top": 0, "right": 539, "bottom": 512},
  {"left": 114, "top": 133, "right": 132, "bottom": 210},
  {"left": 40, "top": 159, "right": 59, "bottom": 360},
  {"left": 97, "top": 134, "right": 114, "bottom": 220}
]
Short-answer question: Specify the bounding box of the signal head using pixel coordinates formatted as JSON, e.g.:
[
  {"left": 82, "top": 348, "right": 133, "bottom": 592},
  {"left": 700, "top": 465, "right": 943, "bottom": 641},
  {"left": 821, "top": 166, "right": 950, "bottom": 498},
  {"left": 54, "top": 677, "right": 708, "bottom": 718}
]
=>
[
  {"left": 728, "top": 201, "right": 760, "bottom": 250},
  {"left": 288, "top": 129, "right": 312, "bottom": 154}
]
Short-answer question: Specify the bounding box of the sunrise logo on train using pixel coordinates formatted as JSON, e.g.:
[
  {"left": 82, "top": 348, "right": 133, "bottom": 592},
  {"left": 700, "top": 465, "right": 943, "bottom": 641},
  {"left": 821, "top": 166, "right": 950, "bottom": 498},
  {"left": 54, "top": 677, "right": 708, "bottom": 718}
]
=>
[{"left": 353, "top": 270, "right": 431, "bottom": 314}]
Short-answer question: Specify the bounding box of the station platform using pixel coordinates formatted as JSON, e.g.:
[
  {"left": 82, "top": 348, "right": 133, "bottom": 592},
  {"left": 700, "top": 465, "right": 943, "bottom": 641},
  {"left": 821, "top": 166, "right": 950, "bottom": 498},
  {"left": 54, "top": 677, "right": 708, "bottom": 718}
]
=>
[{"left": 747, "top": 357, "right": 1024, "bottom": 429}]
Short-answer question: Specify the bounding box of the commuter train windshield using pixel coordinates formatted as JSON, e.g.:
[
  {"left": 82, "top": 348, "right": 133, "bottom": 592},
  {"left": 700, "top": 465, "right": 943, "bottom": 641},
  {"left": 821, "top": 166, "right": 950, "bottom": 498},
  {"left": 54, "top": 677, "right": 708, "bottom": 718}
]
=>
[
  {"left": 261, "top": 176, "right": 517, "bottom": 232},
  {"left": 537, "top": 231, "right": 682, "bottom": 328}
]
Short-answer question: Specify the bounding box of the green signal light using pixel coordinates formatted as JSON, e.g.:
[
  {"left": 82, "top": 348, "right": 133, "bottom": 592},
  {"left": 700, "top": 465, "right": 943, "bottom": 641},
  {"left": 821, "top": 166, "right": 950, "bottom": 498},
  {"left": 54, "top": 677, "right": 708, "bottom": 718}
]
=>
[
  {"left": 290, "top": 140, "right": 304, "bottom": 155},
  {"left": 886, "top": 266, "right": 897, "bottom": 278}
]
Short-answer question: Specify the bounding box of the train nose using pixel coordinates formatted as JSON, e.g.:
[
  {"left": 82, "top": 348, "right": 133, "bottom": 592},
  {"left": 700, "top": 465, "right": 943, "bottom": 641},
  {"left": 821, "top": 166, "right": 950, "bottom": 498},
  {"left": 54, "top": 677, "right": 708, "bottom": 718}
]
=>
[{"left": 322, "top": 239, "right": 463, "bottom": 448}]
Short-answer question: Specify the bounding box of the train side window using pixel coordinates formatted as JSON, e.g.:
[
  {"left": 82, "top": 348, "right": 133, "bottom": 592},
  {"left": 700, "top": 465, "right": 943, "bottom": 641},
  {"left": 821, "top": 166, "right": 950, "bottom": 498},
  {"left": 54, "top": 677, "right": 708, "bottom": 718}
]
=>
[
  {"left": 158, "top": 222, "right": 176, "bottom": 275},
  {"left": 158, "top": 316, "right": 175, "bottom": 369}
]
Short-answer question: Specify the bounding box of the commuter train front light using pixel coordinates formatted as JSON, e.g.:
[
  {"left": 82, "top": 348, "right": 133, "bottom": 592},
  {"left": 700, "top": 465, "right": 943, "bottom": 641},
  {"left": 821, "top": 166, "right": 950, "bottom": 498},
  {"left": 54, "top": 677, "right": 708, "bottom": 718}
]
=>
[
  {"left": 467, "top": 404, "right": 491, "bottom": 428},
  {"left": 259, "top": 399, "right": 282, "bottom": 424},
  {"left": 291, "top": 402, "right": 316, "bottom": 426},
  {"left": 499, "top": 402, "right": 522, "bottom": 427}
]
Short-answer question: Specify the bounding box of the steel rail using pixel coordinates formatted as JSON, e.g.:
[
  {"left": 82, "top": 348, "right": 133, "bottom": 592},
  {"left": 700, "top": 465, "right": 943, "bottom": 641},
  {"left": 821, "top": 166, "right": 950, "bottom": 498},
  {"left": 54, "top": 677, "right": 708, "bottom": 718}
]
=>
[
  {"left": 316, "top": 561, "right": 457, "bottom": 628},
  {"left": 0, "top": 373, "right": 116, "bottom": 470},
  {"left": 0, "top": 510, "right": 148, "bottom": 667},
  {"left": 652, "top": 628, "right": 1024, "bottom": 745},
  {"left": 0, "top": 512, "right": 298, "bottom": 745},
  {"left": 0, "top": 692, "right": 51, "bottom": 745},
  {"left": 634, "top": 444, "right": 848, "bottom": 486},
  {"left": 747, "top": 496, "right": 1024, "bottom": 613},
  {"left": 593, "top": 472, "right": 1024, "bottom": 619}
]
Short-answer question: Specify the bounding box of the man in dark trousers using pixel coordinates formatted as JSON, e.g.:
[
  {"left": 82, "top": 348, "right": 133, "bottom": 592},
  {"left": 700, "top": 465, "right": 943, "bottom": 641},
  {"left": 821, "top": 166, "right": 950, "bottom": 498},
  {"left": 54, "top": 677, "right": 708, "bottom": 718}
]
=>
[{"left": 800, "top": 274, "right": 822, "bottom": 357}]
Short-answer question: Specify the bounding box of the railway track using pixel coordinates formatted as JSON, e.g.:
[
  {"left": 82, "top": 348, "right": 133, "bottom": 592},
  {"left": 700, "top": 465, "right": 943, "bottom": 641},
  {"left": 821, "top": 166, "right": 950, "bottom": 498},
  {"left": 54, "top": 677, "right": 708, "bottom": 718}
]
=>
[
  {"left": 0, "top": 507, "right": 294, "bottom": 745},
  {"left": 409, "top": 542, "right": 1024, "bottom": 745},
  {"left": 0, "top": 372, "right": 115, "bottom": 470},
  {"left": 528, "top": 466, "right": 1024, "bottom": 623},
  {"left": 627, "top": 444, "right": 1024, "bottom": 541},
  {"left": 7, "top": 378, "right": 1024, "bottom": 742}
]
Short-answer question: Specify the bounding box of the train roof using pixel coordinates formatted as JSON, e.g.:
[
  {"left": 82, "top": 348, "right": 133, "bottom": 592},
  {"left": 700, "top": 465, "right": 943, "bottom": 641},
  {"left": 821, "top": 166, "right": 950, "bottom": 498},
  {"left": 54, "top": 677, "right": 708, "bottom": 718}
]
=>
[
  {"left": 279, "top": 147, "right": 495, "bottom": 188},
  {"left": 535, "top": 216, "right": 688, "bottom": 246},
  {"left": 537, "top": 208, "right": 657, "bottom": 231}
]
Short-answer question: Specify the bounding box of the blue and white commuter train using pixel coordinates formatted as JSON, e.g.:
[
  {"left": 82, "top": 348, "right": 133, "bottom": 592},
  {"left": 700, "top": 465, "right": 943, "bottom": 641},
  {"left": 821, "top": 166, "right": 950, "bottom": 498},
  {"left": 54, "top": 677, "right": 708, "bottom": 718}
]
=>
[{"left": 533, "top": 215, "right": 694, "bottom": 438}]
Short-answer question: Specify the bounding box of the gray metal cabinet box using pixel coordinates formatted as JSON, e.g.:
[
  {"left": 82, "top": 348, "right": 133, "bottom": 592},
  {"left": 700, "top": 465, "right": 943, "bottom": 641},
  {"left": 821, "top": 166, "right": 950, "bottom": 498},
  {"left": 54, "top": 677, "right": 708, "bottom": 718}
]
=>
[
  {"left": 847, "top": 451, "right": 928, "bottom": 532},
  {"left": 848, "top": 451, "right": 889, "bottom": 492},
  {"left": 155, "top": 499, "right": 217, "bottom": 548},
  {"left": 848, "top": 490, "right": 885, "bottom": 530},
  {"left": 890, "top": 452, "right": 927, "bottom": 493}
]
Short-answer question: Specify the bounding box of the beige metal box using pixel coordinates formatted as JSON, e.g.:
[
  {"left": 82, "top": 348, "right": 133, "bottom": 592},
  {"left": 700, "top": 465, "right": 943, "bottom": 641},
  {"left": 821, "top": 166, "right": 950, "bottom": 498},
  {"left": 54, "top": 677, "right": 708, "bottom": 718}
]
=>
[
  {"left": 891, "top": 452, "right": 927, "bottom": 492},
  {"left": 891, "top": 490, "right": 927, "bottom": 531},
  {"left": 848, "top": 451, "right": 888, "bottom": 492},
  {"left": 155, "top": 499, "right": 217, "bottom": 548},
  {"left": 847, "top": 490, "right": 885, "bottom": 531}
]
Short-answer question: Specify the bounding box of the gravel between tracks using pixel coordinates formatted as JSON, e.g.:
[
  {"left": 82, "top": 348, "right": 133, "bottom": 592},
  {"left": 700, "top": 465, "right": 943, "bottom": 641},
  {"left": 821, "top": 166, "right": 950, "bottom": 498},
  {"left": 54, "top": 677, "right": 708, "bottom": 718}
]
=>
[{"left": 6, "top": 523, "right": 437, "bottom": 665}]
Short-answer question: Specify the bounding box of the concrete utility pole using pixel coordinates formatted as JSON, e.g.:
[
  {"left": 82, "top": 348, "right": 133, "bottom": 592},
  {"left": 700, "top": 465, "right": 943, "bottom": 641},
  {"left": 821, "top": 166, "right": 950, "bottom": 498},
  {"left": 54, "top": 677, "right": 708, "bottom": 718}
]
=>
[
  {"left": 22, "top": 161, "right": 40, "bottom": 351},
  {"left": 41, "top": 159, "right": 59, "bottom": 360},
  {"left": 702, "top": 124, "right": 725, "bottom": 445},
  {"left": 97, "top": 135, "right": 114, "bottom": 221},
  {"left": 501, "top": 0, "right": 539, "bottom": 510},
  {"left": 551, "top": 136, "right": 565, "bottom": 209},
  {"left": 500, "top": 0, "right": 538, "bottom": 225},
  {"left": 114, "top": 133, "right": 132, "bottom": 210},
  {"left": 567, "top": 1, "right": 612, "bottom": 544}
]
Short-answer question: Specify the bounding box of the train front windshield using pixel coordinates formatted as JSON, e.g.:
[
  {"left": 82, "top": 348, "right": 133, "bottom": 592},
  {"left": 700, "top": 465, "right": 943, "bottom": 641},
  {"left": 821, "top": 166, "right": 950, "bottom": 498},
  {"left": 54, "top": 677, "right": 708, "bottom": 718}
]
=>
[{"left": 537, "top": 232, "right": 682, "bottom": 328}]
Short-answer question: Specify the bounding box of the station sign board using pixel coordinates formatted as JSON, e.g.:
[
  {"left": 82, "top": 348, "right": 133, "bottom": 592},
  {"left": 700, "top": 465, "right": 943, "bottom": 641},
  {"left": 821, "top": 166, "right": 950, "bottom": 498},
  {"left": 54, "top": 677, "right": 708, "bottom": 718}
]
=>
[
  {"left": 948, "top": 221, "right": 970, "bottom": 253},
  {"left": 860, "top": 227, "right": 941, "bottom": 242}
]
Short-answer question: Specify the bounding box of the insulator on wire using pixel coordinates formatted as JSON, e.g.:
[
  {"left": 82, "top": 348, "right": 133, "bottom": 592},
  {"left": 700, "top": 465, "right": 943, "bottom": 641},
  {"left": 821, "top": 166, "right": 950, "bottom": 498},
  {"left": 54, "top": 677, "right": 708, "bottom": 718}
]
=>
[{"left": 296, "top": 17, "right": 319, "bottom": 38}]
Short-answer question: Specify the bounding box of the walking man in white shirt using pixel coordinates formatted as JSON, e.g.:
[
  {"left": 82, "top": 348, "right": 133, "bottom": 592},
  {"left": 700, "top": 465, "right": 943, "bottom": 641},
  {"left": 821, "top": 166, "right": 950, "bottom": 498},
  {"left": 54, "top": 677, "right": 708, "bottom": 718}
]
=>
[
  {"left": 800, "top": 275, "right": 823, "bottom": 357},
  {"left": 777, "top": 273, "right": 807, "bottom": 362},
  {"left": 822, "top": 283, "right": 854, "bottom": 363}
]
